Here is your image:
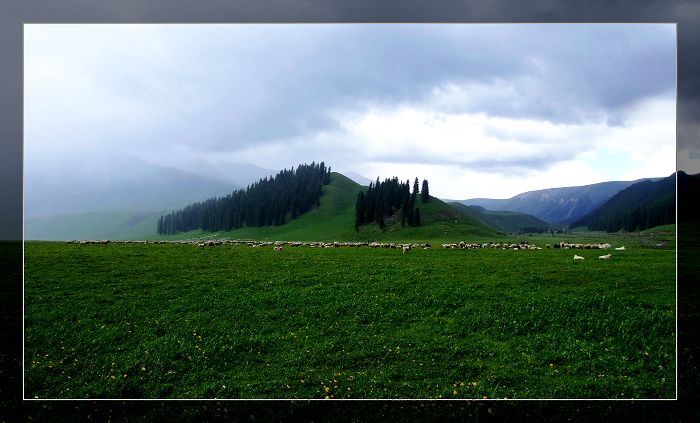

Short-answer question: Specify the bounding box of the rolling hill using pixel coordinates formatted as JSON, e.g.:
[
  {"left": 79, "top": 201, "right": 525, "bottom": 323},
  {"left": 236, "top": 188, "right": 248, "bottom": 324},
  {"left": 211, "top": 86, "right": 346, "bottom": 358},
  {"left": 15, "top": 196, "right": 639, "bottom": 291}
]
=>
[
  {"left": 27, "top": 165, "right": 679, "bottom": 242},
  {"left": 155, "top": 172, "right": 497, "bottom": 243},
  {"left": 570, "top": 173, "right": 676, "bottom": 232},
  {"left": 458, "top": 179, "right": 655, "bottom": 224},
  {"left": 449, "top": 203, "right": 552, "bottom": 234}
]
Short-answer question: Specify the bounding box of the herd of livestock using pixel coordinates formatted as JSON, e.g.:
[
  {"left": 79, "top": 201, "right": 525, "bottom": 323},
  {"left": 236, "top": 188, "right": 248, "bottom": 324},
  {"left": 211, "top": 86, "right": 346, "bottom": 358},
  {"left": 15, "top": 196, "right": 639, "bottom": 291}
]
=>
[{"left": 68, "top": 238, "right": 624, "bottom": 257}]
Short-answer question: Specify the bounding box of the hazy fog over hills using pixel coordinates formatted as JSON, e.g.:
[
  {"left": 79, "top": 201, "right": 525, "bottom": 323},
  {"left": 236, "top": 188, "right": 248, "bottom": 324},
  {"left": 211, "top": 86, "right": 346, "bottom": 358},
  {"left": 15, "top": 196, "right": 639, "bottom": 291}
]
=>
[
  {"left": 24, "top": 156, "right": 237, "bottom": 219},
  {"left": 158, "top": 158, "right": 276, "bottom": 188}
]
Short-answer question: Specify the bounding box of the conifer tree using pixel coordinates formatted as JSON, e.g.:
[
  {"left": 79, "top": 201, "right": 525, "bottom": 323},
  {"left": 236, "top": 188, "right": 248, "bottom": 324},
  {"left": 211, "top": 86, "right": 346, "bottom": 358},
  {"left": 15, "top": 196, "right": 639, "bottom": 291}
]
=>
[
  {"left": 421, "top": 179, "right": 429, "bottom": 203},
  {"left": 355, "top": 191, "right": 366, "bottom": 230}
]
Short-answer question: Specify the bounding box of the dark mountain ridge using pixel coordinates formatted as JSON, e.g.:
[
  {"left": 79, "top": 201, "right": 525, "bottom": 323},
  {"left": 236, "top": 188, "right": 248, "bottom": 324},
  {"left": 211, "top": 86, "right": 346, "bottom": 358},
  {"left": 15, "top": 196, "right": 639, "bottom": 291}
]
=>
[
  {"left": 570, "top": 172, "right": 678, "bottom": 232},
  {"left": 458, "top": 178, "right": 658, "bottom": 223}
]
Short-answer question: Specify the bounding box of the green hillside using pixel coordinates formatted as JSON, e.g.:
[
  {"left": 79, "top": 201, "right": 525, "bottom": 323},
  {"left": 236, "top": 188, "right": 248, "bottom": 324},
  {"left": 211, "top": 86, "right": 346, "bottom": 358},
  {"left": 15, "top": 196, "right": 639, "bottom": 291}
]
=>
[
  {"left": 353, "top": 195, "right": 497, "bottom": 243},
  {"left": 450, "top": 203, "right": 552, "bottom": 234},
  {"left": 222, "top": 171, "right": 363, "bottom": 241},
  {"left": 28, "top": 171, "right": 502, "bottom": 242},
  {"left": 570, "top": 173, "right": 676, "bottom": 232},
  {"left": 157, "top": 172, "right": 496, "bottom": 243},
  {"left": 154, "top": 172, "right": 362, "bottom": 242}
]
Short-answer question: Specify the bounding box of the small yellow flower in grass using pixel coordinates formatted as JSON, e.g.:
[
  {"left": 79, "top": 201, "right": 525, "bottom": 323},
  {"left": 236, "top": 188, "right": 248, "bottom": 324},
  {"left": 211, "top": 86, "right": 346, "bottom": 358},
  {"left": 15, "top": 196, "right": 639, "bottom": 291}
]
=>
[
  {"left": 324, "top": 386, "right": 330, "bottom": 393},
  {"left": 549, "top": 363, "right": 554, "bottom": 367},
  {"left": 483, "top": 396, "right": 488, "bottom": 399},
  {"left": 140, "top": 367, "right": 146, "bottom": 372},
  {"left": 324, "top": 396, "right": 329, "bottom": 400},
  {"left": 300, "top": 379, "right": 305, "bottom": 384},
  {"left": 644, "top": 352, "right": 650, "bottom": 356},
  {"left": 453, "top": 389, "right": 458, "bottom": 395},
  {"left": 459, "top": 382, "right": 465, "bottom": 387},
  {"left": 110, "top": 375, "right": 116, "bottom": 380}
]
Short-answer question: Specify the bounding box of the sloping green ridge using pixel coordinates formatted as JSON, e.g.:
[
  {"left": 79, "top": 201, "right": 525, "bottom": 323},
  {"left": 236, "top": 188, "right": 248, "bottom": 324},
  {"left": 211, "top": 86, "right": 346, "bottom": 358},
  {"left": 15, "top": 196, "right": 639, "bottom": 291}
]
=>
[
  {"left": 202, "top": 172, "right": 363, "bottom": 241},
  {"left": 450, "top": 202, "right": 551, "bottom": 233},
  {"left": 27, "top": 172, "right": 500, "bottom": 242},
  {"left": 160, "top": 172, "right": 497, "bottom": 243},
  {"left": 353, "top": 193, "right": 497, "bottom": 243},
  {"left": 570, "top": 173, "right": 676, "bottom": 231}
]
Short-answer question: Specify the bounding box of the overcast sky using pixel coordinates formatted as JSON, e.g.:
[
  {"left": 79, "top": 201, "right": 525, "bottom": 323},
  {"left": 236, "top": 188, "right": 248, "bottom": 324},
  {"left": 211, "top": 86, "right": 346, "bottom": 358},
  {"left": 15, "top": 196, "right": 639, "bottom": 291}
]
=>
[{"left": 24, "top": 23, "right": 676, "bottom": 200}]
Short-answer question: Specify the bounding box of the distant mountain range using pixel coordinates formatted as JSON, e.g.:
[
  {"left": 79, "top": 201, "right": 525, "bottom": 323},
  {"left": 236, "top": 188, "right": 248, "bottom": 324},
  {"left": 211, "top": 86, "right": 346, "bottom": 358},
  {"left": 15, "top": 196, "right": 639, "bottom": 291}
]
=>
[
  {"left": 343, "top": 171, "right": 373, "bottom": 186},
  {"left": 161, "top": 158, "right": 276, "bottom": 188},
  {"left": 570, "top": 173, "right": 677, "bottom": 232},
  {"left": 25, "top": 156, "right": 277, "bottom": 219},
  {"left": 455, "top": 178, "right": 658, "bottom": 224},
  {"left": 25, "top": 161, "right": 685, "bottom": 240},
  {"left": 24, "top": 156, "right": 237, "bottom": 219}
]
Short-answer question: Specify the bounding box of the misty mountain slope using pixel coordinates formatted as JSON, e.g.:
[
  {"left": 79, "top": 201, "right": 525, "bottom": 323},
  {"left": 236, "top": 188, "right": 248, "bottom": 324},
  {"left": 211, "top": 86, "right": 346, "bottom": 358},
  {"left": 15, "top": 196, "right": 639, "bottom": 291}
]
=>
[
  {"left": 24, "top": 156, "right": 238, "bottom": 219},
  {"left": 165, "top": 158, "right": 276, "bottom": 187},
  {"left": 24, "top": 211, "right": 162, "bottom": 241},
  {"left": 459, "top": 179, "right": 654, "bottom": 223},
  {"left": 343, "top": 171, "right": 373, "bottom": 186},
  {"left": 570, "top": 173, "right": 676, "bottom": 232},
  {"left": 450, "top": 203, "right": 551, "bottom": 234}
]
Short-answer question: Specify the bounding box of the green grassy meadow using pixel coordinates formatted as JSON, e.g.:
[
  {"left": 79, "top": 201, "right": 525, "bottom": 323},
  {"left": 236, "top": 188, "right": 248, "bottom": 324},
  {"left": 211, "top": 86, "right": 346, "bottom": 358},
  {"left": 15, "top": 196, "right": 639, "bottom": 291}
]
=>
[{"left": 24, "top": 228, "right": 675, "bottom": 399}]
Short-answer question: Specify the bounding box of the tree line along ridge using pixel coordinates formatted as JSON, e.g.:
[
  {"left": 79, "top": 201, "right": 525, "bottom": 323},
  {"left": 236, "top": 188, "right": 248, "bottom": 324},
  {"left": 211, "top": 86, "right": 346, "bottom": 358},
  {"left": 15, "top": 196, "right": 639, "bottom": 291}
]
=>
[{"left": 157, "top": 162, "right": 331, "bottom": 235}]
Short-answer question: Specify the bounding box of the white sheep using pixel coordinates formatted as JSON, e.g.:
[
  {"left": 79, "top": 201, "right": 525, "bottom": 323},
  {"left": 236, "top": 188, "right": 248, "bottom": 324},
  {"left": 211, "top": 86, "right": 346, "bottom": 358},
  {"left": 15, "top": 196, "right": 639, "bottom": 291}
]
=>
[
  {"left": 615, "top": 246, "right": 625, "bottom": 251},
  {"left": 598, "top": 253, "right": 611, "bottom": 259},
  {"left": 574, "top": 255, "right": 585, "bottom": 260}
]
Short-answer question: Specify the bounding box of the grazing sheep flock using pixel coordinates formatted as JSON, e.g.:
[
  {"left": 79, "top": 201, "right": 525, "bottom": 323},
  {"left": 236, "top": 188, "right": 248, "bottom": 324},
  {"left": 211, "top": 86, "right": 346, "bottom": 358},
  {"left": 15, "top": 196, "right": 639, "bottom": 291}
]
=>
[{"left": 67, "top": 238, "right": 627, "bottom": 261}]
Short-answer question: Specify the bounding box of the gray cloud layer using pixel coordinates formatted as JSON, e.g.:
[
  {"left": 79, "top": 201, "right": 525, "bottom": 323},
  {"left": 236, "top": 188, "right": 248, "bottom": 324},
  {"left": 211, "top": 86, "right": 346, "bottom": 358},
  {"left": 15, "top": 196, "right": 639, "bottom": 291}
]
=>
[
  {"left": 1, "top": 0, "right": 696, "bottom": 240},
  {"left": 25, "top": 24, "right": 675, "bottom": 158}
]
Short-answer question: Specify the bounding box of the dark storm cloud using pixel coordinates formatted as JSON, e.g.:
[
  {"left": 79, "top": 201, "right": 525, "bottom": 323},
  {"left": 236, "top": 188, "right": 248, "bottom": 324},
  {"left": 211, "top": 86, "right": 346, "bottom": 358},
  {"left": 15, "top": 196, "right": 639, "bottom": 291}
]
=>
[
  {"left": 1, "top": 0, "right": 697, "bottom": 240},
  {"left": 23, "top": 23, "right": 675, "bottom": 157}
]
